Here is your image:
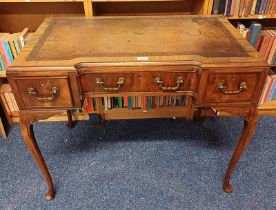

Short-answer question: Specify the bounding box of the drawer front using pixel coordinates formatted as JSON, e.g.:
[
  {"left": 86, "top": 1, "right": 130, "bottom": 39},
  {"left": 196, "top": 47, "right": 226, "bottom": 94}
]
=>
[
  {"left": 80, "top": 72, "right": 199, "bottom": 95},
  {"left": 204, "top": 73, "right": 259, "bottom": 103},
  {"left": 14, "top": 76, "right": 73, "bottom": 109}
]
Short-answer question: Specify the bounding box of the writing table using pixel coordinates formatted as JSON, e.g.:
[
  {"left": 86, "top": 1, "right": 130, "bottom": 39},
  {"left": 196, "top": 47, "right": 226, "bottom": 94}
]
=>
[{"left": 7, "top": 16, "right": 269, "bottom": 200}]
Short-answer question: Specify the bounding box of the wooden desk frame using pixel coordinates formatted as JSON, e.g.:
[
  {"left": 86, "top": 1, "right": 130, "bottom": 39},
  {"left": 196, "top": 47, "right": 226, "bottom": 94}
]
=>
[{"left": 7, "top": 16, "right": 269, "bottom": 200}]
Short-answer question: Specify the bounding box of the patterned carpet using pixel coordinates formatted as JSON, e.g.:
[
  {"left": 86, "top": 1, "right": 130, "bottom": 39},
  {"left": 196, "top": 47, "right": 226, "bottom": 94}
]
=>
[{"left": 0, "top": 116, "right": 275, "bottom": 209}]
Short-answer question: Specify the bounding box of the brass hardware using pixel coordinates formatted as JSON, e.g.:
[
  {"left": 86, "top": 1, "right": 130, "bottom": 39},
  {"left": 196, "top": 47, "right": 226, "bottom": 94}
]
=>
[
  {"left": 96, "top": 77, "right": 125, "bottom": 92},
  {"left": 154, "top": 76, "right": 184, "bottom": 91},
  {"left": 27, "top": 87, "right": 59, "bottom": 102},
  {"left": 217, "top": 81, "right": 247, "bottom": 94}
]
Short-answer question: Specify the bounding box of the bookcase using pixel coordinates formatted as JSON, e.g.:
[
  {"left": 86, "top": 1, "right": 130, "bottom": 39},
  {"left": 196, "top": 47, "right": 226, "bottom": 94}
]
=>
[{"left": 0, "top": 0, "right": 275, "bottom": 139}]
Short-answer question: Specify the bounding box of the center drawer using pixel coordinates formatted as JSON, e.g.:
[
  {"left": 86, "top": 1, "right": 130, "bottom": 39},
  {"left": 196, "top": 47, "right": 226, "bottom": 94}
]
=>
[{"left": 80, "top": 72, "right": 200, "bottom": 96}]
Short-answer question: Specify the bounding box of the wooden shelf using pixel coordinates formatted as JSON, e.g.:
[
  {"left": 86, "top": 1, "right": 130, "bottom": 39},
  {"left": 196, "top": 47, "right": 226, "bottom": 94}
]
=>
[
  {"left": 0, "top": 72, "right": 6, "bottom": 78},
  {"left": 103, "top": 107, "right": 188, "bottom": 120},
  {"left": 258, "top": 100, "right": 276, "bottom": 116},
  {"left": 258, "top": 100, "right": 276, "bottom": 110},
  {"left": 0, "top": 1, "right": 85, "bottom": 32},
  {"left": 227, "top": 15, "right": 276, "bottom": 20},
  {"left": 11, "top": 111, "right": 89, "bottom": 123}
]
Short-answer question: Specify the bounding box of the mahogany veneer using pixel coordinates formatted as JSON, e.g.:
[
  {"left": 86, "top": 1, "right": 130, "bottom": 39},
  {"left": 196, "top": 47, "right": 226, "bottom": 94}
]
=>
[{"left": 7, "top": 16, "right": 269, "bottom": 200}]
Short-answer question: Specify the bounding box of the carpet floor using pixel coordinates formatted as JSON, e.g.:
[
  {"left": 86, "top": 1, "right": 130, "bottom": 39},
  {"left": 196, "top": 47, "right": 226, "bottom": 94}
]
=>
[{"left": 0, "top": 116, "right": 275, "bottom": 209}]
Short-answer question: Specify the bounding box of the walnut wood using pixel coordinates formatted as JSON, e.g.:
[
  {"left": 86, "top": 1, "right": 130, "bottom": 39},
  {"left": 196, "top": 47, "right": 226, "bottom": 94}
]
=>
[
  {"left": 6, "top": 16, "right": 270, "bottom": 200},
  {"left": 19, "top": 111, "right": 64, "bottom": 200},
  {"left": 66, "top": 110, "right": 74, "bottom": 128},
  {"left": 223, "top": 107, "right": 258, "bottom": 193}
]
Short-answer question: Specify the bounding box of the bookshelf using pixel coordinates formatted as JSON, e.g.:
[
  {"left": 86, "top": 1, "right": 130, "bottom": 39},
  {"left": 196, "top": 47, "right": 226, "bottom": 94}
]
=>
[
  {"left": 0, "top": 0, "right": 275, "bottom": 140},
  {"left": 227, "top": 15, "right": 276, "bottom": 19}
]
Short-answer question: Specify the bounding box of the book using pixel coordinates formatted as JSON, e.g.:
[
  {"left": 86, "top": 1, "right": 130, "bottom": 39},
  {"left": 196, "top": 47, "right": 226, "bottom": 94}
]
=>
[
  {"left": 234, "top": 0, "right": 241, "bottom": 15},
  {"left": 259, "top": 76, "right": 271, "bottom": 105},
  {"left": 267, "top": 36, "right": 276, "bottom": 64},
  {"left": 2, "top": 34, "right": 14, "bottom": 63},
  {"left": 264, "top": 30, "right": 276, "bottom": 61},
  {"left": 0, "top": 54, "right": 5, "bottom": 71},
  {"left": 248, "top": 22, "right": 262, "bottom": 47},
  {"left": 225, "top": 0, "right": 233, "bottom": 16},
  {"left": 264, "top": 76, "right": 275, "bottom": 102},
  {"left": 213, "top": 0, "right": 221, "bottom": 14},
  {"left": 0, "top": 94, "right": 11, "bottom": 117},
  {"left": 251, "top": 0, "right": 259, "bottom": 14},
  {"left": 0, "top": 34, "right": 11, "bottom": 66},
  {"left": 239, "top": 0, "right": 247, "bottom": 15},
  {"left": 219, "top": 0, "right": 227, "bottom": 13}
]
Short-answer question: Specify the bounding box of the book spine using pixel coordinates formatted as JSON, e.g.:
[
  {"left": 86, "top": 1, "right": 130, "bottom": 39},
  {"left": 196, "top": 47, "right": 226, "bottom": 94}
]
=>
[
  {"left": 3, "top": 92, "right": 16, "bottom": 117},
  {"left": 127, "top": 96, "right": 132, "bottom": 109},
  {"left": 0, "top": 93, "right": 11, "bottom": 117},
  {"left": 8, "top": 39, "right": 17, "bottom": 59},
  {"left": 225, "top": 0, "right": 233, "bottom": 16},
  {"left": 0, "top": 54, "right": 5, "bottom": 71},
  {"left": 265, "top": 33, "right": 275, "bottom": 61},
  {"left": 251, "top": 0, "right": 258, "bottom": 14},
  {"left": 219, "top": 0, "right": 227, "bottom": 13},
  {"left": 4, "top": 41, "right": 13, "bottom": 63},
  {"left": 9, "top": 92, "right": 19, "bottom": 116},
  {"left": 13, "top": 39, "right": 21, "bottom": 55},
  {"left": 264, "top": 76, "right": 275, "bottom": 102},
  {"left": 268, "top": 76, "right": 276, "bottom": 101},
  {"left": 230, "top": 0, "right": 237, "bottom": 15},
  {"left": 249, "top": 24, "right": 262, "bottom": 47},
  {"left": 0, "top": 41, "right": 11, "bottom": 66},
  {"left": 235, "top": 0, "right": 241, "bottom": 15},
  {"left": 213, "top": 0, "right": 221, "bottom": 14},
  {"left": 259, "top": 76, "right": 271, "bottom": 105}
]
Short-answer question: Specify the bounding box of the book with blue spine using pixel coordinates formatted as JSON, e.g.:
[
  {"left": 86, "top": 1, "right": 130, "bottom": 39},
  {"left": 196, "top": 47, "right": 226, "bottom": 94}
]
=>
[
  {"left": 3, "top": 35, "right": 14, "bottom": 63},
  {"left": 258, "top": 0, "right": 265, "bottom": 14},
  {"left": 0, "top": 34, "right": 11, "bottom": 66},
  {"left": 127, "top": 96, "right": 132, "bottom": 109},
  {"left": 225, "top": 0, "right": 233, "bottom": 16},
  {"left": 249, "top": 22, "right": 262, "bottom": 47},
  {"left": 268, "top": 78, "right": 276, "bottom": 101},
  {"left": 0, "top": 54, "right": 5, "bottom": 70},
  {"left": 13, "top": 38, "right": 21, "bottom": 55}
]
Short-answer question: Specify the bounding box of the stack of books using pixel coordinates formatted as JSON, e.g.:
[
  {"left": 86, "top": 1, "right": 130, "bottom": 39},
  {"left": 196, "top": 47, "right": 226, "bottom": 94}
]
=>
[
  {"left": 0, "top": 28, "right": 29, "bottom": 71},
  {"left": 212, "top": 0, "right": 276, "bottom": 16},
  {"left": 82, "top": 96, "right": 187, "bottom": 113},
  {"left": 0, "top": 84, "right": 19, "bottom": 117},
  {"left": 259, "top": 74, "right": 276, "bottom": 105},
  {"left": 237, "top": 22, "right": 276, "bottom": 65}
]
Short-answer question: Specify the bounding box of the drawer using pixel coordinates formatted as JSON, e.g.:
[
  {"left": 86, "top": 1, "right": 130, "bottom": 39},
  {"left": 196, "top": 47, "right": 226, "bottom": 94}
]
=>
[
  {"left": 14, "top": 76, "right": 74, "bottom": 109},
  {"left": 204, "top": 73, "right": 259, "bottom": 103},
  {"left": 80, "top": 72, "right": 199, "bottom": 95}
]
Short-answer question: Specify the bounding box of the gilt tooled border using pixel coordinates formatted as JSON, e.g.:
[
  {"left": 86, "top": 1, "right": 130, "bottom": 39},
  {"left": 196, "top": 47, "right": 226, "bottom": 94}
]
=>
[{"left": 27, "top": 16, "right": 248, "bottom": 61}]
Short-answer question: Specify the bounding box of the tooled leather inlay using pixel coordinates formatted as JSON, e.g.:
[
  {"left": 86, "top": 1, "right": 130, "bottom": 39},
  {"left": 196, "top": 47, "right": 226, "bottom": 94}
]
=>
[{"left": 27, "top": 16, "right": 248, "bottom": 61}]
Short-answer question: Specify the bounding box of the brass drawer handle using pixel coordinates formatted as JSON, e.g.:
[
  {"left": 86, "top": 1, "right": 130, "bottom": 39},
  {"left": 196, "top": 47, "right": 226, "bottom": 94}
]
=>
[
  {"left": 27, "top": 87, "right": 59, "bottom": 102},
  {"left": 154, "top": 76, "right": 184, "bottom": 91},
  {"left": 217, "top": 81, "right": 247, "bottom": 95},
  {"left": 96, "top": 77, "right": 125, "bottom": 92}
]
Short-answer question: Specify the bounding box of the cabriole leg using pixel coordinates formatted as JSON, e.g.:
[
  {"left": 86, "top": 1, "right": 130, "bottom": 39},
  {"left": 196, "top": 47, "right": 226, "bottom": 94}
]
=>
[
  {"left": 223, "top": 109, "right": 258, "bottom": 193},
  {"left": 19, "top": 112, "right": 55, "bottom": 201}
]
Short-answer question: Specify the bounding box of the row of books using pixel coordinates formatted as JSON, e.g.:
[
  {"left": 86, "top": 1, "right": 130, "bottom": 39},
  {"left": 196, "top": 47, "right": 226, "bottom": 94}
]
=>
[
  {"left": 212, "top": 0, "right": 276, "bottom": 16},
  {"left": 0, "top": 85, "right": 19, "bottom": 117},
  {"left": 259, "top": 75, "right": 276, "bottom": 105},
  {"left": 237, "top": 22, "right": 276, "bottom": 65},
  {"left": 82, "top": 96, "right": 186, "bottom": 112},
  {"left": 0, "top": 28, "right": 29, "bottom": 71}
]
